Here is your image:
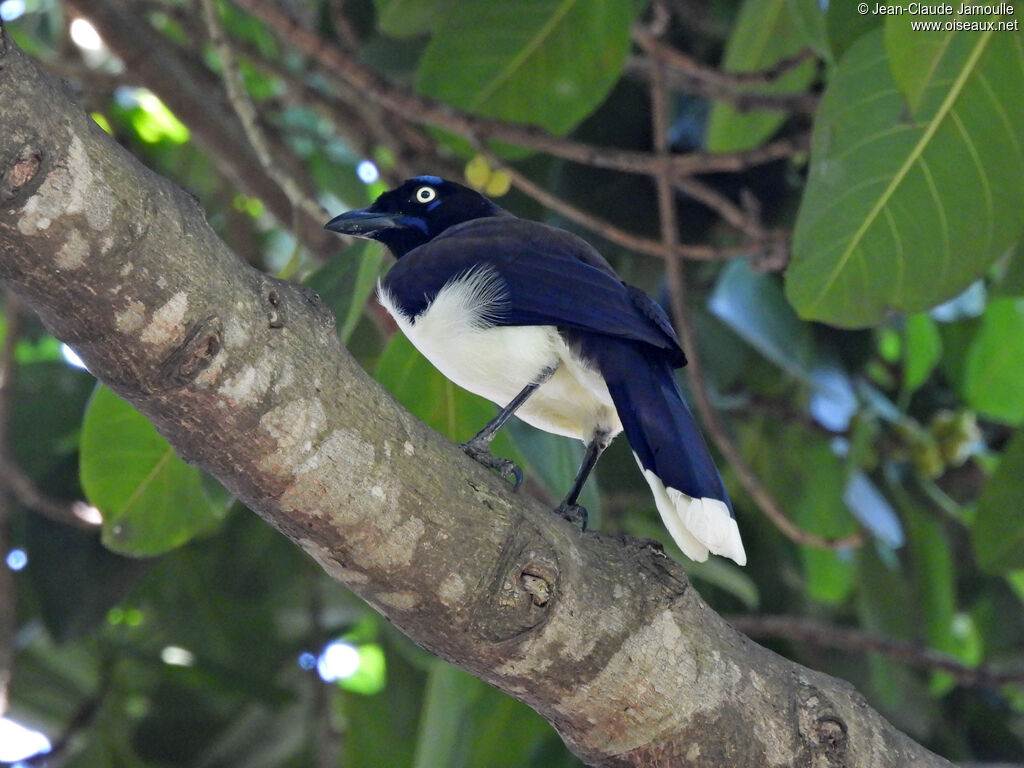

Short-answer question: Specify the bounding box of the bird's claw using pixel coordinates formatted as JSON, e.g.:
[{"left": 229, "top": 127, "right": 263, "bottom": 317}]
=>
[
  {"left": 461, "top": 441, "right": 523, "bottom": 491},
  {"left": 555, "top": 501, "right": 588, "bottom": 531}
]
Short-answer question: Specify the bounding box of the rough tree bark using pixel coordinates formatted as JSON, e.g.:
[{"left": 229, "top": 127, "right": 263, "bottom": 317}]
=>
[{"left": 0, "top": 33, "right": 954, "bottom": 768}]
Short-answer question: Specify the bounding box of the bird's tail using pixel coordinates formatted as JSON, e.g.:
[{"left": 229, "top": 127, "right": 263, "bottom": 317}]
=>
[{"left": 594, "top": 339, "right": 746, "bottom": 565}]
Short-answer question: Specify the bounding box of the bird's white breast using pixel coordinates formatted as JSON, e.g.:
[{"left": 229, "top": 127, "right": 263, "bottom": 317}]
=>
[{"left": 378, "top": 267, "right": 621, "bottom": 442}]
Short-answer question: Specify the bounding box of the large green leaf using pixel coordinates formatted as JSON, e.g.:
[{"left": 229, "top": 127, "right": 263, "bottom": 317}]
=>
[
  {"left": 80, "top": 385, "right": 228, "bottom": 556},
  {"left": 705, "top": 0, "right": 817, "bottom": 152},
  {"left": 786, "top": 26, "right": 1024, "bottom": 327},
  {"left": 414, "top": 0, "right": 635, "bottom": 137},
  {"left": 963, "top": 298, "right": 1024, "bottom": 424},
  {"left": 972, "top": 428, "right": 1024, "bottom": 573}
]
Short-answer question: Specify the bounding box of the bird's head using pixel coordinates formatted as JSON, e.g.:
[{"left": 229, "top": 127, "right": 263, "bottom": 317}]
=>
[{"left": 324, "top": 176, "right": 505, "bottom": 257}]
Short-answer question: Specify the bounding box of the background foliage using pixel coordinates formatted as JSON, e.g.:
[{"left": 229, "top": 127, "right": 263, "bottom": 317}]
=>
[{"left": 2, "top": 0, "right": 1023, "bottom": 765}]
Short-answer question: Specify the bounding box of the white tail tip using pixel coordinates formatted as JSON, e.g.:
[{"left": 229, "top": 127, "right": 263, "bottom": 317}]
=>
[{"left": 636, "top": 456, "right": 747, "bottom": 566}]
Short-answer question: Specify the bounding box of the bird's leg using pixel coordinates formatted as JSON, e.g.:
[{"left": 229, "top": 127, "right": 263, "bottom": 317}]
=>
[
  {"left": 555, "top": 431, "right": 611, "bottom": 531},
  {"left": 461, "top": 366, "right": 556, "bottom": 490}
]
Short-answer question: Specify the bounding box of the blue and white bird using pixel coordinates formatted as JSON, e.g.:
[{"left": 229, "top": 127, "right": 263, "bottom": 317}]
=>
[{"left": 326, "top": 176, "right": 746, "bottom": 565}]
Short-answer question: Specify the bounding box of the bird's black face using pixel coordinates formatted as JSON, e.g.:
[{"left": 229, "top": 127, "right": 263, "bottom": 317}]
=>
[{"left": 324, "top": 176, "right": 504, "bottom": 257}]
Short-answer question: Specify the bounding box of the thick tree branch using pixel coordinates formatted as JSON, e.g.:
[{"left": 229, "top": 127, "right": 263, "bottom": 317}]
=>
[{"left": 0, "top": 35, "right": 953, "bottom": 767}]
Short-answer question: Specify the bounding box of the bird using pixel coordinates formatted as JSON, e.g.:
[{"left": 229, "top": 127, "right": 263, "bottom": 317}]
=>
[{"left": 325, "top": 176, "right": 746, "bottom": 565}]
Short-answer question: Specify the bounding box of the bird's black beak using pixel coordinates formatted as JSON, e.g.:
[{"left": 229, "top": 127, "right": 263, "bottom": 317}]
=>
[{"left": 324, "top": 208, "right": 403, "bottom": 237}]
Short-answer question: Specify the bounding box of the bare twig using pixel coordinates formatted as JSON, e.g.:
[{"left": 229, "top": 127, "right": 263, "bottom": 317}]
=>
[
  {"left": 646, "top": 30, "right": 864, "bottom": 552},
  {"left": 230, "top": 35, "right": 452, "bottom": 185},
  {"left": 0, "top": 456, "right": 100, "bottom": 530},
  {"left": 0, "top": 293, "right": 17, "bottom": 716},
  {"left": 4, "top": 659, "right": 115, "bottom": 767},
  {"left": 626, "top": 57, "right": 820, "bottom": 114},
  {"left": 731, "top": 615, "right": 1024, "bottom": 690},
  {"left": 200, "top": 0, "right": 326, "bottom": 230},
  {"left": 634, "top": 27, "right": 818, "bottom": 88},
  {"left": 674, "top": 176, "right": 766, "bottom": 239},
  {"left": 325, "top": 0, "right": 360, "bottom": 52},
  {"left": 474, "top": 148, "right": 747, "bottom": 261}
]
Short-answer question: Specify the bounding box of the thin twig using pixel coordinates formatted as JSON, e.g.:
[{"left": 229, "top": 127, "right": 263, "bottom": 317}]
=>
[
  {"left": 3, "top": 659, "right": 116, "bottom": 767},
  {"left": 231, "top": 35, "right": 451, "bottom": 184},
  {"left": 325, "top": 0, "right": 360, "bottom": 52},
  {"left": 0, "top": 293, "right": 18, "bottom": 717},
  {"left": 200, "top": 0, "right": 326, "bottom": 229},
  {"left": 626, "top": 57, "right": 820, "bottom": 115},
  {"left": 646, "top": 31, "right": 864, "bottom": 552},
  {"left": 232, "top": 0, "right": 808, "bottom": 181},
  {"left": 0, "top": 456, "right": 100, "bottom": 530},
  {"left": 308, "top": 571, "right": 342, "bottom": 768},
  {"left": 475, "top": 148, "right": 753, "bottom": 261},
  {"left": 635, "top": 27, "right": 818, "bottom": 88},
  {"left": 730, "top": 615, "right": 1024, "bottom": 690},
  {"left": 674, "top": 176, "right": 766, "bottom": 240}
]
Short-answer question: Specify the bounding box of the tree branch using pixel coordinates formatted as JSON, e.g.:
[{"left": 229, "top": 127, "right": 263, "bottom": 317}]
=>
[
  {"left": 0, "top": 34, "right": 953, "bottom": 767},
  {"left": 731, "top": 615, "right": 1024, "bottom": 691}
]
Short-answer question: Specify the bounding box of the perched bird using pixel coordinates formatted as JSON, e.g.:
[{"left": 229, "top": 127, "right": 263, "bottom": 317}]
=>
[{"left": 325, "top": 176, "right": 746, "bottom": 565}]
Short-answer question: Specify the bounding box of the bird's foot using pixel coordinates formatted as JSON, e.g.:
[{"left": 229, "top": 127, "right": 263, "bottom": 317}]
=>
[
  {"left": 555, "top": 501, "right": 588, "bottom": 531},
  {"left": 461, "top": 440, "right": 523, "bottom": 490}
]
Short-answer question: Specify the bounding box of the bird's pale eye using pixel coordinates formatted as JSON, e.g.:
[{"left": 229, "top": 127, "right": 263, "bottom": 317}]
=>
[{"left": 414, "top": 186, "right": 437, "bottom": 204}]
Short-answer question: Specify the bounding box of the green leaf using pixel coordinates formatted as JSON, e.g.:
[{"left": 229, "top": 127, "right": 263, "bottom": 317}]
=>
[
  {"left": 786, "top": 28, "right": 1024, "bottom": 327},
  {"left": 903, "top": 312, "right": 942, "bottom": 392},
  {"left": 80, "top": 385, "right": 228, "bottom": 556},
  {"left": 304, "top": 241, "right": 383, "bottom": 344},
  {"left": 412, "top": 662, "right": 481, "bottom": 768},
  {"left": 963, "top": 298, "right": 1024, "bottom": 424},
  {"left": 825, "top": 0, "right": 882, "bottom": 59},
  {"left": 345, "top": 641, "right": 426, "bottom": 768},
  {"left": 902, "top": 500, "right": 960, "bottom": 669},
  {"left": 855, "top": 547, "right": 927, "bottom": 712},
  {"left": 973, "top": 428, "right": 1024, "bottom": 572},
  {"left": 374, "top": 0, "right": 452, "bottom": 38},
  {"left": 885, "top": 10, "right": 961, "bottom": 113},
  {"left": 786, "top": 0, "right": 832, "bottom": 62},
  {"left": 413, "top": 661, "right": 555, "bottom": 768},
  {"left": 414, "top": 0, "right": 636, "bottom": 138},
  {"left": 705, "top": 0, "right": 817, "bottom": 152}
]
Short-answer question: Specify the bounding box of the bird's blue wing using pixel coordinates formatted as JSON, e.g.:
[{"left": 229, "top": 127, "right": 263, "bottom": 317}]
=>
[{"left": 383, "top": 217, "right": 685, "bottom": 364}]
